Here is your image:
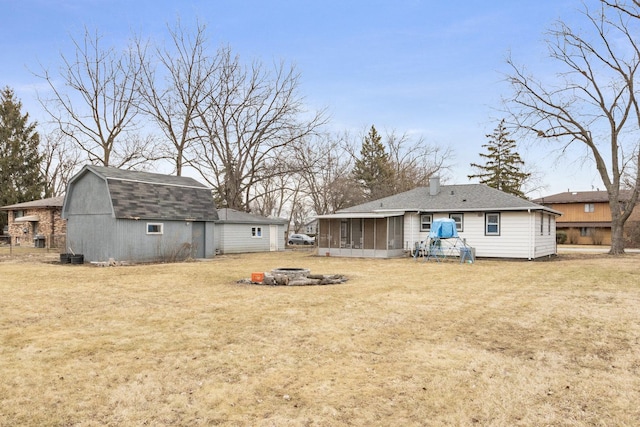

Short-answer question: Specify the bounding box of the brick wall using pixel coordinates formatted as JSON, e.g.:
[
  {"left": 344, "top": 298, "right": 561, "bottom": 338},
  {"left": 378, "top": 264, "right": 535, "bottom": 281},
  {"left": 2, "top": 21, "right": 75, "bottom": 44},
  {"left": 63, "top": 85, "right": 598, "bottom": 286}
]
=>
[{"left": 7, "top": 207, "right": 66, "bottom": 248}]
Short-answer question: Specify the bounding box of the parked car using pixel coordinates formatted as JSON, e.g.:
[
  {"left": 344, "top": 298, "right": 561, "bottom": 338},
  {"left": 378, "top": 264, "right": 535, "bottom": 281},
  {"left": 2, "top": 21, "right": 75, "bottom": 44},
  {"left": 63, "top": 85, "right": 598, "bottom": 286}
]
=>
[{"left": 288, "top": 233, "right": 315, "bottom": 245}]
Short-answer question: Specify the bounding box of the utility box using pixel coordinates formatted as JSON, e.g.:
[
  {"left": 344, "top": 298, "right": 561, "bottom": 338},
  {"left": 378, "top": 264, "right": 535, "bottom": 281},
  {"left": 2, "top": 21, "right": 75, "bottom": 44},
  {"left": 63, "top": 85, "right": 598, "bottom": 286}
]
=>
[{"left": 34, "top": 235, "right": 46, "bottom": 248}]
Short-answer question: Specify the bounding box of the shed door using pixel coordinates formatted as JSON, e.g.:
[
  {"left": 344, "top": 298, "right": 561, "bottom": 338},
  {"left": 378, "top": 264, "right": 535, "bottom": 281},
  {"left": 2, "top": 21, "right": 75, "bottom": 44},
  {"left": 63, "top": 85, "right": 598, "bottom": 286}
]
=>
[
  {"left": 269, "top": 225, "right": 278, "bottom": 251},
  {"left": 192, "top": 222, "right": 205, "bottom": 258}
]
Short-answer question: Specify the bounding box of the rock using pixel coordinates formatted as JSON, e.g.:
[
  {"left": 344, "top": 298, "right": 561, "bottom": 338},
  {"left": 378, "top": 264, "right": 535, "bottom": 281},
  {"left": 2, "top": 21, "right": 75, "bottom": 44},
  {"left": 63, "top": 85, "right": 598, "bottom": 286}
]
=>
[{"left": 274, "top": 274, "right": 289, "bottom": 286}]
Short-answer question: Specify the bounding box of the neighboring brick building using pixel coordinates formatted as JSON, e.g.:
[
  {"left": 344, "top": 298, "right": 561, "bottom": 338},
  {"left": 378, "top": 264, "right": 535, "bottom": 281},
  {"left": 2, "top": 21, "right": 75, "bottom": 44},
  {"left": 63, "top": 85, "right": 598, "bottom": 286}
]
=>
[
  {"left": 0, "top": 196, "right": 66, "bottom": 248},
  {"left": 533, "top": 190, "right": 640, "bottom": 247}
]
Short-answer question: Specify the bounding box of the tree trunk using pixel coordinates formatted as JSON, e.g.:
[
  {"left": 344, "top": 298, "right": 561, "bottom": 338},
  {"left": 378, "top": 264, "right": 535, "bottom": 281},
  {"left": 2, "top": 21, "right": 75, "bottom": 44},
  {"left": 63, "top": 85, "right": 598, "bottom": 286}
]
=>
[
  {"left": 609, "top": 197, "right": 625, "bottom": 254},
  {"left": 609, "top": 219, "right": 626, "bottom": 255}
]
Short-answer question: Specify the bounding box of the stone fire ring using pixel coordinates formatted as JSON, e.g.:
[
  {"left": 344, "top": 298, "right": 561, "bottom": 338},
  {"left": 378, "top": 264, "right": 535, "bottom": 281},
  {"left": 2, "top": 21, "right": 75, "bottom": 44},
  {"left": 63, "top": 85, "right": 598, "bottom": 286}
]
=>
[
  {"left": 241, "top": 267, "right": 347, "bottom": 286},
  {"left": 271, "top": 267, "right": 310, "bottom": 279}
]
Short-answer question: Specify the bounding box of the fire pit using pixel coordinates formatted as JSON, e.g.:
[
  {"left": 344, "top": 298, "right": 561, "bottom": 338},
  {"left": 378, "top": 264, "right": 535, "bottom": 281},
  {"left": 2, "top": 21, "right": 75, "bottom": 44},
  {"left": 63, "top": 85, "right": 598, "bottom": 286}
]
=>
[
  {"left": 240, "top": 267, "right": 347, "bottom": 286},
  {"left": 270, "top": 267, "right": 310, "bottom": 280}
]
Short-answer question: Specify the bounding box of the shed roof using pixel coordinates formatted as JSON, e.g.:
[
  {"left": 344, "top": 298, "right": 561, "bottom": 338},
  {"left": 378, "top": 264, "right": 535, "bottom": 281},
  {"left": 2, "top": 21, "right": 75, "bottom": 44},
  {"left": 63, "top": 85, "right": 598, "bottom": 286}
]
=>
[
  {"left": 0, "top": 196, "right": 64, "bottom": 210},
  {"left": 68, "top": 165, "right": 219, "bottom": 221},
  {"left": 216, "top": 208, "right": 287, "bottom": 224},
  {"left": 337, "top": 184, "right": 559, "bottom": 215}
]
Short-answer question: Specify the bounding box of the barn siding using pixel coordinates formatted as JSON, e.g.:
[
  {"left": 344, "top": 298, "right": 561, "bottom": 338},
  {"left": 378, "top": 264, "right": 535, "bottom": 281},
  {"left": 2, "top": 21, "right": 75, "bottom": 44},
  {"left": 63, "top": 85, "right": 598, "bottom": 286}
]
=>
[
  {"left": 64, "top": 172, "right": 112, "bottom": 216},
  {"left": 65, "top": 214, "right": 116, "bottom": 260},
  {"left": 65, "top": 216, "right": 214, "bottom": 262}
]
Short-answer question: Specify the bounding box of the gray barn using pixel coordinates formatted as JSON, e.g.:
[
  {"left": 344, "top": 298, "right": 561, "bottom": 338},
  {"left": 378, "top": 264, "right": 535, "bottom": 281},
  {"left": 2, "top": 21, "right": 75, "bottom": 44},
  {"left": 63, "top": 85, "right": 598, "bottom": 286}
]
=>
[{"left": 62, "top": 165, "right": 218, "bottom": 263}]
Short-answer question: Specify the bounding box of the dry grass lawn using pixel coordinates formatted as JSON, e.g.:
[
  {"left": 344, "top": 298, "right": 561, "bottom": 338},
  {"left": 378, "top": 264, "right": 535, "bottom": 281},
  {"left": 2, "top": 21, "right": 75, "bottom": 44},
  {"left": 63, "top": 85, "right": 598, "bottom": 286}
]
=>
[{"left": 1, "top": 249, "right": 639, "bottom": 426}]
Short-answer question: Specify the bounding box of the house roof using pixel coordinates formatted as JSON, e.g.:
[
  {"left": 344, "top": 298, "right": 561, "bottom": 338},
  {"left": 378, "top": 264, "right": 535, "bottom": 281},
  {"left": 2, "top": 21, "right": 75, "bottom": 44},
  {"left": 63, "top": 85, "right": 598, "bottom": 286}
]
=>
[
  {"left": 0, "top": 196, "right": 64, "bottom": 210},
  {"left": 68, "top": 165, "right": 219, "bottom": 221},
  {"left": 332, "top": 184, "right": 560, "bottom": 215},
  {"left": 533, "top": 190, "right": 632, "bottom": 204},
  {"left": 216, "top": 208, "right": 287, "bottom": 225}
]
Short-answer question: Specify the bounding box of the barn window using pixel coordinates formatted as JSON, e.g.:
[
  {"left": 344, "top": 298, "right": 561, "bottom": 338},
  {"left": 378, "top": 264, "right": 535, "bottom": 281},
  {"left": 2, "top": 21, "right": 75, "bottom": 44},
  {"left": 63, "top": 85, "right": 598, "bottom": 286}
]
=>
[
  {"left": 252, "top": 227, "right": 262, "bottom": 238},
  {"left": 147, "top": 223, "right": 163, "bottom": 234},
  {"left": 420, "top": 214, "right": 432, "bottom": 231},
  {"left": 485, "top": 213, "right": 500, "bottom": 236},
  {"left": 449, "top": 213, "right": 464, "bottom": 232}
]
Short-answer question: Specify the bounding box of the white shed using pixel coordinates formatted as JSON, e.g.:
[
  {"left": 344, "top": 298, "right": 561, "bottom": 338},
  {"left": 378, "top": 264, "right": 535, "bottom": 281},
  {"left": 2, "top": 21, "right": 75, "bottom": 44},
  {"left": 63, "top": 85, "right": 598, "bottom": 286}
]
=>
[{"left": 215, "top": 208, "right": 287, "bottom": 254}]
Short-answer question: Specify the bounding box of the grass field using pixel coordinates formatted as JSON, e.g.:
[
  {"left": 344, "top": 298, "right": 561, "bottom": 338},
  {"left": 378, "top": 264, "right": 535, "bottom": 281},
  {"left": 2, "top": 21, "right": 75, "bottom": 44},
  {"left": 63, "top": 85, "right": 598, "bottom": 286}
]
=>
[{"left": 1, "top": 249, "right": 639, "bottom": 426}]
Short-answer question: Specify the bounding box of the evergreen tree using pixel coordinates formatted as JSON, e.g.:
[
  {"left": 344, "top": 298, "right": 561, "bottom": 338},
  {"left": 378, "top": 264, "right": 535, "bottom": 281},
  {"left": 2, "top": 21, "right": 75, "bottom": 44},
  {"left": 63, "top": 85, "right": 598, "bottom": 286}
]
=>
[
  {"left": 352, "top": 125, "right": 394, "bottom": 200},
  {"left": 0, "top": 87, "right": 45, "bottom": 229},
  {"left": 468, "top": 119, "right": 530, "bottom": 198}
]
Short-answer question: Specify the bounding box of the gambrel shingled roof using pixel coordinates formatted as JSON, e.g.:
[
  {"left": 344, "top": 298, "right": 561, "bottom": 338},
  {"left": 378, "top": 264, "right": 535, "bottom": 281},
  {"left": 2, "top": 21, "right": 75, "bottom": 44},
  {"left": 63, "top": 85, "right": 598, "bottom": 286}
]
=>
[
  {"left": 67, "top": 165, "right": 219, "bottom": 221},
  {"left": 337, "top": 184, "right": 560, "bottom": 215}
]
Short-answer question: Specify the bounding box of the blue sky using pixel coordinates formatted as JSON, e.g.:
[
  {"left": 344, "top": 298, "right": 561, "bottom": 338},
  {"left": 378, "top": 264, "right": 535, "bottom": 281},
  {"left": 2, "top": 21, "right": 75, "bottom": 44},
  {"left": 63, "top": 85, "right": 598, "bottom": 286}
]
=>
[{"left": 1, "top": 0, "right": 603, "bottom": 196}]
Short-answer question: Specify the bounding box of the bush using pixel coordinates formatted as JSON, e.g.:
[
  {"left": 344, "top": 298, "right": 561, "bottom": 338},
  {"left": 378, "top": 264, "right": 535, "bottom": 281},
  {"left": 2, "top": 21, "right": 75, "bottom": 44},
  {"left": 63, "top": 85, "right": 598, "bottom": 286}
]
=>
[
  {"left": 556, "top": 231, "right": 567, "bottom": 244},
  {"left": 590, "top": 229, "right": 604, "bottom": 245},
  {"left": 624, "top": 221, "right": 640, "bottom": 248}
]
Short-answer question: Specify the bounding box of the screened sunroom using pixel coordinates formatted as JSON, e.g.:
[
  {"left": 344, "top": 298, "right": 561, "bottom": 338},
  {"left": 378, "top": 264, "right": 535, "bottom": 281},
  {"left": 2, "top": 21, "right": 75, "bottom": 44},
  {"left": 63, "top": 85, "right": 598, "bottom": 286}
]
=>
[{"left": 316, "top": 214, "right": 404, "bottom": 258}]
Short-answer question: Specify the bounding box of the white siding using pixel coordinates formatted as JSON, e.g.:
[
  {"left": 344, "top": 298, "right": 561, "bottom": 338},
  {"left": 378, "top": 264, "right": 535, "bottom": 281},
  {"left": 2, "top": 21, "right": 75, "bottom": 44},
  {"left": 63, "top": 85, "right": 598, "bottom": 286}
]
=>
[
  {"left": 216, "top": 223, "right": 285, "bottom": 254},
  {"left": 403, "top": 211, "right": 557, "bottom": 259},
  {"left": 533, "top": 213, "right": 557, "bottom": 258}
]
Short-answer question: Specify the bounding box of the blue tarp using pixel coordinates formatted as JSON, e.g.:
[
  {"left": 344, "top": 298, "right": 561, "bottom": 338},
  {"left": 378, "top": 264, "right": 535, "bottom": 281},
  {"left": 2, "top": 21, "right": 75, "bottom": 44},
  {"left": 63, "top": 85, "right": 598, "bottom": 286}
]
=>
[{"left": 429, "top": 218, "right": 459, "bottom": 239}]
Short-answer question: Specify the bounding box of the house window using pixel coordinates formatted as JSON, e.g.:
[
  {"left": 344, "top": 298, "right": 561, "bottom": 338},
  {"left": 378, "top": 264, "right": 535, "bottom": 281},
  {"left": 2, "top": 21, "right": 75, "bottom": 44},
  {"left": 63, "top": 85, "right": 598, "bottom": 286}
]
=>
[
  {"left": 147, "top": 223, "right": 163, "bottom": 234},
  {"left": 252, "top": 227, "right": 262, "bottom": 238},
  {"left": 540, "top": 212, "right": 544, "bottom": 235},
  {"left": 420, "top": 214, "right": 432, "bottom": 231},
  {"left": 449, "top": 213, "right": 463, "bottom": 232},
  {"left": 14, "top": 210, "right": 24, "bottom": 219},
  {"left": 580, "top": 227, "right": 592, "bottom": 237},
  {"left": 485, "top": 213, "right": 500, "bottom": 236},
  {"left": 548, "top": 214, "right": 552, "bottom": 235},
  {"left": 584, "top": 203, "right": 595, "bottom": 213}
]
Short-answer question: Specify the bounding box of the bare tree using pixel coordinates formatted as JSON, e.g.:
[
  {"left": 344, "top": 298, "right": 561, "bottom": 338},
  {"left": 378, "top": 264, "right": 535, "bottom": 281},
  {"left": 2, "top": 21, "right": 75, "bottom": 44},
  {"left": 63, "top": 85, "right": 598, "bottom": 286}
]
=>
[
  {"left": 191, "top": 47, "right": 327, "bottom": 210},
  {"left": 40, "top": 129, "right": 82, "bottom": 197},
  {"left": 135, "top": 20, "right": 217, "bottom": 175},
  {"left": 505, "top": 2, "right": 640, "bottom": 254},
  {"left": 37, "top": 27, "right": 151, "bottom": 168},
  {"left": 249, "top": 159, "right": 297, "bottom": 217},
  {"left": 293, "top": 133, "right": 362, "bottom": 215},
  {"left": 602, "top": 0, "right": 640, "bottom": 17},
  {"left": 385, "top": 130, "right": 453, "bottom": 194}
]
